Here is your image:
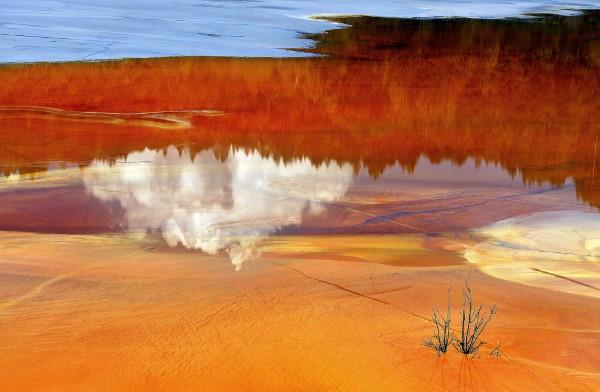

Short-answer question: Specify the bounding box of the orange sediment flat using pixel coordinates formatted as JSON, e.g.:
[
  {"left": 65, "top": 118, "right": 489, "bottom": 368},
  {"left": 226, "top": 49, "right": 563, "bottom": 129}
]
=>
[{"left": 0, "top": 232, "right": 598, "bottom": 391}]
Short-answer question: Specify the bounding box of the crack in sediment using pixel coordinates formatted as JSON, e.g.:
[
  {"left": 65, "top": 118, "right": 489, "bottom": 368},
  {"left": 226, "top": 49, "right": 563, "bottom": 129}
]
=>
[
  {"left": 531, "top": 267, "right": 600, "bottom": 291},
  {"left": 265, "top": 259, "right": 430, "bottom": 323}
]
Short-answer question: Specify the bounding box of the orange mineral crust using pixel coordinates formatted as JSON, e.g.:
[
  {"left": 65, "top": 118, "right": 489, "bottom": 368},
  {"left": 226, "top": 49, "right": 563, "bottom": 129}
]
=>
[{"left": 0, "top": 232, "right": 598, "bottom": 391}]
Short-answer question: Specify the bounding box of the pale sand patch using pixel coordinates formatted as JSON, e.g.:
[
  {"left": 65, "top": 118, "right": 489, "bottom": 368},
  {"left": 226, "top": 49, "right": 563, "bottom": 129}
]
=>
[{"left": 465, "top": 211, "right": 600, "bottom": 298}]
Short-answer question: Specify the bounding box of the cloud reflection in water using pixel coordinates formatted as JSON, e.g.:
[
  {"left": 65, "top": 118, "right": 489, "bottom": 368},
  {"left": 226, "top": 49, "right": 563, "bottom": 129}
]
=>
[{"left": 83, "top": 147, "right": 353, "bottom": 269}]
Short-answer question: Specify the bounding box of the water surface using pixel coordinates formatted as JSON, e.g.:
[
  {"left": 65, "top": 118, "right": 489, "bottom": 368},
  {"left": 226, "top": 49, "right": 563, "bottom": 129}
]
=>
[{"left": 1, "top": 0, "right": 600, "bottom": 61}]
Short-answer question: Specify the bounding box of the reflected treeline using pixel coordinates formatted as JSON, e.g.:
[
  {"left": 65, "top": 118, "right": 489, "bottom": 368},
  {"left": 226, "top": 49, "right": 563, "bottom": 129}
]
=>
[
  {"left": 1, "top": 13, "right": 599, "bottom": 205},
  {"left": 302, "top": 11, "right": 600, "bottom": 65}
]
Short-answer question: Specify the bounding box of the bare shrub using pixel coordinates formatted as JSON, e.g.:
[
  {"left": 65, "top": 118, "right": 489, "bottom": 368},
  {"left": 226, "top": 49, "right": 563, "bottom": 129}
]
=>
[
  {"left": 452, "top": 280, "right": 496, "bottom": 356},
  {"left": 424, "top": 289, "right": 452, "bottom": 356}
]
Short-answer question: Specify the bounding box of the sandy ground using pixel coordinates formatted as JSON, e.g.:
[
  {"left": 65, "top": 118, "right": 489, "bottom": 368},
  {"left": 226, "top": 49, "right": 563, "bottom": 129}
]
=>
[{"left": 0, "top": 231, "right": 598, "bottom": 391}]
